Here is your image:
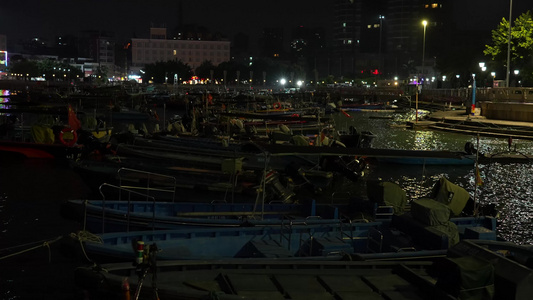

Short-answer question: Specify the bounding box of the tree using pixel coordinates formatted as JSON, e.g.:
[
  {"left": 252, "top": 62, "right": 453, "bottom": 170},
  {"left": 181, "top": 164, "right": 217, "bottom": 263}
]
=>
[
  {"left": 9, "top": 60, "right": 40, "bottom": 79},
  {"left": 195, "top": 60, "right": 215, "bottom": 80},
  {"left": 484, "top": 11, "right": 533, "bottom": 85},
  {"left": 143, "top": 60, "right": 192, "bottom": 84}
]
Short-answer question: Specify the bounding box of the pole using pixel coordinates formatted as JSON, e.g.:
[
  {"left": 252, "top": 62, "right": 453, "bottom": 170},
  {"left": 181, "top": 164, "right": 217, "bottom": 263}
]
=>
[
  {"left": 506, "top": 0, "right": 513, "bottom": 87},
  {"left": 379, "top": 15, "right": 384, "bottom": 75},
  {"left": 473, "top": 134, "right": 481, "bottom": 216},
  {"left": 422, "top": 21, "right": 427, "bottom": 84},
  {"left": 415, "top": 85, "right": 419, "bottom": 123},
  {"left": 471, "top": 75, "right": 476, "bottom": 115}
]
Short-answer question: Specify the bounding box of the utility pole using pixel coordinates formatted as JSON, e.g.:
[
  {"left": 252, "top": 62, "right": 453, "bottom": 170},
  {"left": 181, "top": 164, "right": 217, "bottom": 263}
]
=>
[{"left": 506, "top": 0, "right": 513, "bottom": 87}]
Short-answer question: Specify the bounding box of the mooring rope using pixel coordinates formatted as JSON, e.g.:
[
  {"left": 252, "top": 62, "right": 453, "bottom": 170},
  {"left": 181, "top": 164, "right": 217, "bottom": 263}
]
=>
[
  {"left": 68, "top": 230, "right": 103, "bottom": 263},
  {"left": 0, "top": 235, "right": 63, "bottom": 262}
]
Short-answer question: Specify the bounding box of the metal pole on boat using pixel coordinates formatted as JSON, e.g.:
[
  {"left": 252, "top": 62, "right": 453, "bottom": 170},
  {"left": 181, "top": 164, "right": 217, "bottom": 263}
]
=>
[
  {"left": 415, "top": 86, "right": 419, "bottom": 123},
  {"left": 473, "top": 134, "right": 481, "bottom": 216}
]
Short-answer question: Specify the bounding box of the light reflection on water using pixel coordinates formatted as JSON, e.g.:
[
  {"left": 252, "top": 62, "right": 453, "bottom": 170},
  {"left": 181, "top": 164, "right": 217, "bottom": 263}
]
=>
[{"left": 334, "top": 111, "right": 533, "bottom": 245}]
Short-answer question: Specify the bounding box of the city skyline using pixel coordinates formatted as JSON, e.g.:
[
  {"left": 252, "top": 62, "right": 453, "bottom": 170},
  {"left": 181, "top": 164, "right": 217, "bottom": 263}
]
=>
[
  {"left": 0, "top": 0, "right": 333, "bottom": 47},
  {"left": 1, "top": 1, "right": 531, "bottom": 49}
]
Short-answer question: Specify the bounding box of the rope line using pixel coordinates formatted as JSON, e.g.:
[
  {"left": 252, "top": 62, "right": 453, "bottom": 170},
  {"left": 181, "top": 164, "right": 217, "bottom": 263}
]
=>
[
  {"left": 0, "top": 235, "right": 63, "bottom": 261},
  {"left": 69, "top": 230, "right": 103, "bottom": 263}
]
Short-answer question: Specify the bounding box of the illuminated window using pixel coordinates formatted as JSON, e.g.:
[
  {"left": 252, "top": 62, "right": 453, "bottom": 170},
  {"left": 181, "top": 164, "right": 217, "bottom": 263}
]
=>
[
  {"left": 173, "top": 50, "right": 177, "bottom": 55},
  {"left": 343, "top": 22, "right": 347, "bottom": 28},
  {"left": 432, "top": 3, "right": 438, "bottom": 8},
  {"left": 347, "top": 40, "right": 352, "bottom": 44},
  {"left": 374, "top": 24, "right": 379, "bottom": 28},
  {"left": 367, "top": 25, "right": 372, "bottom": 29}
]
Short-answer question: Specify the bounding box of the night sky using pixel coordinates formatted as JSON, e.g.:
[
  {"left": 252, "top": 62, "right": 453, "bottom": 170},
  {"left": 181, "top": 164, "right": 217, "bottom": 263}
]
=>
[
  {"left": 0, "top": 0, "right": 332, "bottom": 44},
  {"left": 0, "top": 0, "right": 531, "bottom": 48}
]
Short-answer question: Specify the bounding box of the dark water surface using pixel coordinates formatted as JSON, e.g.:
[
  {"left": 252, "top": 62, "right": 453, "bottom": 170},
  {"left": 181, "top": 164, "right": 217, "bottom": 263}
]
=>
[{"left": 1, "top": 109, "right": 533, "bottom": 299}]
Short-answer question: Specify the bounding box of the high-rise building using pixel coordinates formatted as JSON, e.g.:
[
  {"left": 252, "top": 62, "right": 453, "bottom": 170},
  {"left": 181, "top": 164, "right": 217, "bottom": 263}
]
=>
[
  {"left": 0, "top": 34, "right": 6, "bottom": 74},
  {"left": 78, "top": 31, "right": 116, "bottom": 77},
  {"left": 260, "top": 28, "right": 285, "bottom": 59},
  {"left": 331, "top": 0, "right": 452, "bottom": 79},
  {"left": 0, "top": 34, "right": 6, "bottom": 51}
]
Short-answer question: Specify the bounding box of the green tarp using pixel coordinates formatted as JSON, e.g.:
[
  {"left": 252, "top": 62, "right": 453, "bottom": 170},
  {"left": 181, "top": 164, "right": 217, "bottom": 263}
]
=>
[
  {"left": 411, "top": 198, "right": 451, "bottom": 226},
  {"left": 432, "top": 177, "right": 470, "bottom": 216},
  {"left": 366, "top": 180, "right": 407, "bottom": 215},
  {"left": 31, "top": 125, "right": 55, "bottom": 144},
  {"left": 437, "top": 256, "right": 495, "bottom": 300}
]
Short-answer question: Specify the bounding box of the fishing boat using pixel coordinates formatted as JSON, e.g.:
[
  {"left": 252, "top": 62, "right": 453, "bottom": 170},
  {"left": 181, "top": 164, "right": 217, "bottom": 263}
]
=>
[
  {"left": 63, "top": 196, "right": 351, "bottom": 233},
  {"left": 71, "top": 204, "right": 498, "bottom": 262},
  {"left": 74, "top": 239, "right": 533, "bottom": 300},
  {"left": 375, "top": 155, "right": 476, "bottom": 165},
  {"left": 71, "top": 157, "right": 298, "bottom": 203}
]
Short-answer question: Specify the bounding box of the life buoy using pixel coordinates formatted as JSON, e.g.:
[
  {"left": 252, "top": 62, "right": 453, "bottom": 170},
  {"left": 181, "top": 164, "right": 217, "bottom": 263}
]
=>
[
  {"left": 59, "top": 127, "right": 78, "bottom": 147},
  {"left": 273, "top": 102, "right": 282, "bottom": 110}
]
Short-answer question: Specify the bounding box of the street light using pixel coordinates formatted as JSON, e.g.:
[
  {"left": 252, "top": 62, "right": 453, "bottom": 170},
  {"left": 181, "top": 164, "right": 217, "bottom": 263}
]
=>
[
  {"left": 416, "top": 20, "right": 428, "bottom": 124},
  {"left": 379, "top": 15, "right": 384, "bottom": 75},
  {"left": 422, "top": 20, "right": 428, "bottom": 82}
]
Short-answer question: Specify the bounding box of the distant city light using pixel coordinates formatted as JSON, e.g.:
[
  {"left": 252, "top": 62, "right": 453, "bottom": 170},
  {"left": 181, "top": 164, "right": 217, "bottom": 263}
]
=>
[{"left": 0, "top": 51, "right": 7, "bottom": 67}]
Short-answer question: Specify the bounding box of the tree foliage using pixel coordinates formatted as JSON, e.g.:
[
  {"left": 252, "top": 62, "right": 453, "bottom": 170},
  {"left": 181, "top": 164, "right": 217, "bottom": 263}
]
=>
[
  {"left": 142, "top": 60, "right": 193, "bottom": 84},
  {"left": 484, "top": 11, "right": 533, "bottom": 85},
  {"left": 10, "top": 59, "right": 83, "bottom": 80}
]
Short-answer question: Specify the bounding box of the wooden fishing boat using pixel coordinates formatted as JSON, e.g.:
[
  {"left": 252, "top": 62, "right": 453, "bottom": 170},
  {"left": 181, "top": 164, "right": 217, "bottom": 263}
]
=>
[
  {"left": 74, "top": 239, "right": 533, "bottom": 300},
  {"left": 71, "top": 159, "right": 296, "bottom": 203},
  {"left": 64, "top": 197, "right": 350, "bottom": 233},
  {"left": 375, "top": 155, "right": 476, "bottom": 165},
  {"left": 72, "top": 207, "right": 498, "bottom": 262}
]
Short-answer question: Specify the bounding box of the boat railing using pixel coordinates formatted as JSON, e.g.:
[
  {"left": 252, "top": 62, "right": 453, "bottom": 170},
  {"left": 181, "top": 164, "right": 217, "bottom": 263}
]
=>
[
  {"left": 97, "top": 183, "right": 157, "bottom": 233},
  {"left": 117, "top": 167, "right": 177, "bottom": 202},
  {"left": 331, "top": 191, "right": 351, "bottom": 205},
  {"left": 279, "top": 216, "right": 311, "bottom": 255},
  {"left": 374, "top": 205, "right": 395, "bottom": 220},
  {"left": 367, "top": 227, "right": 384, "bottom": 253},
  {"left": 339, "top": 219, "right": 355, "bottom": 246}
]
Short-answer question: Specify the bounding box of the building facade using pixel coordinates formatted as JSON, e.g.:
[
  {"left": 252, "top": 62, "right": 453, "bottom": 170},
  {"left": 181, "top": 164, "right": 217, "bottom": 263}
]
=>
[
  {"left": 329, "top": 0, "right": 451, "bottom": 80},
  {"left": 131, "top": 28, "right": 231, "bottom": 75},
  {"left": 0, "top": 34, "right": 6, "bottom": 51},
  {"left": 0, "top": 34, "right": 6, "bottom": 73}
]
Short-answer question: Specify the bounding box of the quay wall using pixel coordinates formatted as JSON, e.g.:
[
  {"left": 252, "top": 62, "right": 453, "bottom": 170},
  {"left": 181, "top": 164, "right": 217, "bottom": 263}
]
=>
[{"left": 481, "top": 102, "right": 533, "bottom": 122}]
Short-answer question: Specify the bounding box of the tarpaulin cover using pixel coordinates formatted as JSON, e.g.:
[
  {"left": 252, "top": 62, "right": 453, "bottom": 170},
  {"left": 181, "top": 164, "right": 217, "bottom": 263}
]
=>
[
  {"left": 366, "top": 180, "right": 407, "bottom": 215},
  {"left": 432, "top": 177, "right": 470, "bottom": 216},
  {"left": 31, "top": 125, "right": 55, "bottom": 144},
  {"left": 428, "top": 221, "right": 460, "bottom": 247},
  {"left": 411, "top": 198, "right": 451, "bottom": 226},
  {"left": 436, "top": 255, "right": 495, "bottom": 300}
]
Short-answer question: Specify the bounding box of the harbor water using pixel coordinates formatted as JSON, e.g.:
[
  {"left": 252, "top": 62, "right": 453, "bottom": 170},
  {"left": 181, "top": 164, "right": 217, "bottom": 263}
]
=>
[{"left": 1, "top": 108, "right": 533, "bottom": 299}]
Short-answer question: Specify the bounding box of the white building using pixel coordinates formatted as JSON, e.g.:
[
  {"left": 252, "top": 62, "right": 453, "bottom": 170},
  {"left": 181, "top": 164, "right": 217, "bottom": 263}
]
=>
[{"left": 131, "top": 28, "right": 230, "bottom": 75}]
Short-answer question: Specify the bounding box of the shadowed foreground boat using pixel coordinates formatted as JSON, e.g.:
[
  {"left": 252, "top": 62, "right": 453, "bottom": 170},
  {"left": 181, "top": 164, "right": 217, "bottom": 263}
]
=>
[
  {"left": 74, "top": 240, "right": 533, "bottom": 300},
  {"left": 72, "top": 209, "right": 498, "bottom": 262},
  {"left": 63, "top": 197, "right": 352, "bottom": 233}
]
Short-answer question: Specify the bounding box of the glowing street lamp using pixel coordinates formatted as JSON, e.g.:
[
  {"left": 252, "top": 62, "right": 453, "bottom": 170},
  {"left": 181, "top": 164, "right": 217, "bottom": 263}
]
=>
[
  {"left": 416, "top": 20, "right": 428, "bottom": 124},
  {"left": 379, "top": 15, "right": 385, "bottom": 74},
  {"left": 422, "top": 20, "right": 428, "bottom": 80}
]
